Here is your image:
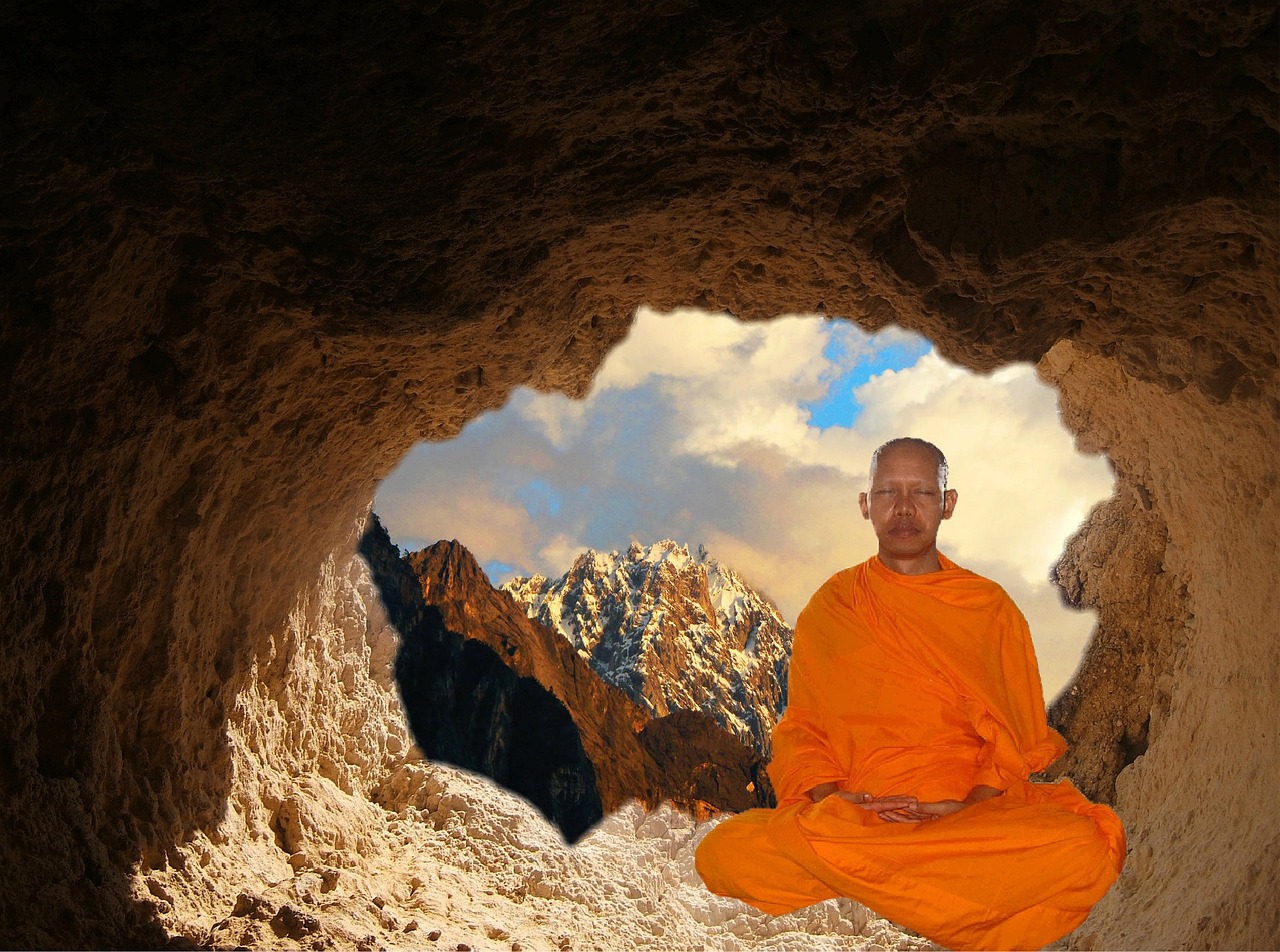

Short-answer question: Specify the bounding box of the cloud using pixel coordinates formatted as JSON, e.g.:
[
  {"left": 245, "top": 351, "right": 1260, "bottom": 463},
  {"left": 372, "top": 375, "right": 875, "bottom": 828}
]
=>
[
  {"left": 590, "top": 310, "right": 838, "bottom": 461},
  {"left": 843, "top": 353, "right": 1114, "bottom": 587},
  {"left": 374, "top": 307, "right": 1113, "bottom": 701}
]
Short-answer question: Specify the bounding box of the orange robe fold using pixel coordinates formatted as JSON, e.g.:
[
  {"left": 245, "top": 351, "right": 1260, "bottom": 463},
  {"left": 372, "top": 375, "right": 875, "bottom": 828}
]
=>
[{"left": 696, "top": 555, "right": 1124, "bottom": 951}]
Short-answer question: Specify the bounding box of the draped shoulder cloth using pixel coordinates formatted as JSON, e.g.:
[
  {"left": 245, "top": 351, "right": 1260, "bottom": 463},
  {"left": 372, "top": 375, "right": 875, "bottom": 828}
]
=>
[{"left": 771, "top": 553, "right": 1067, "bottom": 805}]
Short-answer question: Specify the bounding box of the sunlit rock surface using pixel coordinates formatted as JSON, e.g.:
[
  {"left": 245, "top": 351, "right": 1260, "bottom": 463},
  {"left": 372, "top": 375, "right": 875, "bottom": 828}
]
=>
[
  {"left": 141, "top": 523, "right": 914, "bottom": 949},
  {"left": 505, "top": 539, "right": 791, "bottom": 758},
  {"left": 373, "top": 526, "right": 775, "bottom": 837},
  {"left": 1, "top": 0, "right": 1276, "bottom": 947}
]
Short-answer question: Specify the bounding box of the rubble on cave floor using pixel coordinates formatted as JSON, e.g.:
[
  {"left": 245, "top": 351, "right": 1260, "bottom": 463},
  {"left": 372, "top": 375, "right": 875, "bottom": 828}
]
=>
[{"left": 151, "top": 763, "right": 934, "bottom": 951}]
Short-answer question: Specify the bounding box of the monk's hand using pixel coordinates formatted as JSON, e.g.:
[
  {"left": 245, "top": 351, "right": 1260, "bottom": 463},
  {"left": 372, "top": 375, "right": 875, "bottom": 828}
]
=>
[
  {"left": 836, "top": 790, "right": 925, "bottom": 821},
  {"left": 910, "top": 799, "right": 966, "bottom": 819},
  {"left": 905, "top": 786, "right": 1004, "bottom": 821}
]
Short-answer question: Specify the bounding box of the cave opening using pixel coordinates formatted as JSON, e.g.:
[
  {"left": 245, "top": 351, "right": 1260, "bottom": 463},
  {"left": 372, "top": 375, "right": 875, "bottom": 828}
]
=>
[
  {"left": 353, "top": 299, "right": 1120, "bottom": 881},
  {"left": 375, "top": 305, "right": 1113, "bottom": 705}
]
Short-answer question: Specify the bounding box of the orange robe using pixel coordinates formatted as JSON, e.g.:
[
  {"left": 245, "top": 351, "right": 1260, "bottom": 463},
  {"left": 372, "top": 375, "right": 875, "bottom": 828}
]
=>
[{"left": 696, "top": 554, "right": 1124, "bottom": 951}]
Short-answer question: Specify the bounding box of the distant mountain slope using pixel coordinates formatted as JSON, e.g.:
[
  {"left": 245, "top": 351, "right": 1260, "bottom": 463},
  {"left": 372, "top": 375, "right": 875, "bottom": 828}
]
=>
[
  {"left": 360, "top": 517, "right": 773, "bottom": 842},
  {"left": 503, "top": 540, "right": 791, "bottom": 758}
]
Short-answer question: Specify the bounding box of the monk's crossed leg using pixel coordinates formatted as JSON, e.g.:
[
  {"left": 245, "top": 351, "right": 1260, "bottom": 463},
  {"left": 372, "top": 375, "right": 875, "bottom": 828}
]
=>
[{"left": 695, "top": 809, "right": 839, "bottom": 916}]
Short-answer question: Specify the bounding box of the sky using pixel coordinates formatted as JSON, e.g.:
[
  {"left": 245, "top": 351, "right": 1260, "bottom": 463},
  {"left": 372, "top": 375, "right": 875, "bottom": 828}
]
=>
[{"left": 374, "top": 307, "right": 1114, "bottom": 701}]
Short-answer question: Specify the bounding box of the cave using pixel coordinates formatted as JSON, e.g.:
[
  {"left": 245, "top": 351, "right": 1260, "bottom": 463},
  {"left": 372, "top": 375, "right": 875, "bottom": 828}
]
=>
[{"left": 2, "top": 1, "right": 1277, "bottom": 948}]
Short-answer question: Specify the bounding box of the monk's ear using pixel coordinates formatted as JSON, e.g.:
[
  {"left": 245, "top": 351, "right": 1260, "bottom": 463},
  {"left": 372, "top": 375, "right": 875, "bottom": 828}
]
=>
[
  {"left": 858, "top": 491, "right": 870, "bottom": 520},
  {"left": 942, "top": 488, "right": 958, "bottom": 519}
]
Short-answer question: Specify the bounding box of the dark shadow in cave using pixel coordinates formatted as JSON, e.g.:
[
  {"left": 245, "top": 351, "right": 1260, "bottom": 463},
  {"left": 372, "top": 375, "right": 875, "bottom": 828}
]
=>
[{"left": 358, "top": 514, "right": 604, "bottom": 843}]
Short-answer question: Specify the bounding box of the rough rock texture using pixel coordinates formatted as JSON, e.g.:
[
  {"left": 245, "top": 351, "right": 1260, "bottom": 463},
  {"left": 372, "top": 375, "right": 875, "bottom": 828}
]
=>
[
  {"left": 1040, "top": 480, "right": 1188, "bottom": 806},
  {"left": 1038, "top": 340, "right": 1280, "bottom": 949},
  {"left": 1, "top": 0, "right": 1277, "bottom": 947},
  {"left": 505, "top": 540, "right": 791, "bottom": 757},
  {"left": 391, "top": 530, "right": 774, "bottom": 831},
  {"left": 130, "top": 524, "right": 918, "bottom": 949}
]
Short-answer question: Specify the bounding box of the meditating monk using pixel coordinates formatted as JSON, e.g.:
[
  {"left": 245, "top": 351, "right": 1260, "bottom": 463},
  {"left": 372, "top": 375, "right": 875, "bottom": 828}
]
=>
[{"left": 696, "top": 437, "right": 1125, "bottom": 951}]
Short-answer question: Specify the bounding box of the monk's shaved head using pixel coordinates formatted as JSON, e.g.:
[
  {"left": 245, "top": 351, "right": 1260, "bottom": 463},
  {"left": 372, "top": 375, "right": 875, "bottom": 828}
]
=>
[{"left": 868, "top": 438, "right": 949, "bottom": 492}]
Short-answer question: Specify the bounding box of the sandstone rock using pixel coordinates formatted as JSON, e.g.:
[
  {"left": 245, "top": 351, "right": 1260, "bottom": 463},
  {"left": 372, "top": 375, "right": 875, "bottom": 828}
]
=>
[{"left": 271, "top": 904, "right": 322, "bottom": 940}]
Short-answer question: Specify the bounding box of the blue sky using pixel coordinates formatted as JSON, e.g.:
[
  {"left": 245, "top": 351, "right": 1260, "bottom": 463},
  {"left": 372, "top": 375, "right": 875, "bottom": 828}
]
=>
[
  {"left": 803, "top": 326, "right": 932, "bottom": 430},
  {"left": 374, "top": 307, "right": 1113, "bottom": 700}
]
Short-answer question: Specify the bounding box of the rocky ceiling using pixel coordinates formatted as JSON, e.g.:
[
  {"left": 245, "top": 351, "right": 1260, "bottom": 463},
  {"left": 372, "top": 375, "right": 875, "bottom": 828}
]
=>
[{"left": 1, "top": 0, "right": 1276, "bottom": 947}]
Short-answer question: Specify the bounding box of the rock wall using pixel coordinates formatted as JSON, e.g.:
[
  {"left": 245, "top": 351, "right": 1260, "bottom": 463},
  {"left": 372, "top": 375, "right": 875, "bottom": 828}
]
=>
[
  {"left": 1040, "top": 341, "right": 1280, "bottom": 948},
  {"left": 1, "top": 0, "right": 1276, "bottom": 947},
  {"left": 131, "top": 516, "right": 423, "bottom": 946}
]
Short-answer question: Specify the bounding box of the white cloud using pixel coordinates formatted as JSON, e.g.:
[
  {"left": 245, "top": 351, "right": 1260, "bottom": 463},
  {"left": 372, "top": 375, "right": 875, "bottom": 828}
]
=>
[
  {"left": 847, "top": 352, "right": 1114, "bottom": 588},
  {"left": 374, "top": 307, "right": 1113, "bottom": 703},
  {"left": 515, "top": 390, "right": 592, "bottom": 450},
  {"left": 594, "top": 308, "right": 842, "bottom": 462},
  {"left": 536, "top": 532, "right": 591, "bottom": 575},
  {"left": 594, "top": 307, "right": 831, "bottom": 396},
  {"left": 376, "top": 474, "right": 538, "bottom": 565}
]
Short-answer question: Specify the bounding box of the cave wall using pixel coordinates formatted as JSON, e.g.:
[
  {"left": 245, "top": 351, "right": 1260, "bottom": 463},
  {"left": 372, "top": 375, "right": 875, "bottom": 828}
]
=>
[
  {"left": 1042, "top": 342, "right": 1279, "bottom": 946},
  {"left": 1, "top": 0, "right": 1276, "bottom": 947}
]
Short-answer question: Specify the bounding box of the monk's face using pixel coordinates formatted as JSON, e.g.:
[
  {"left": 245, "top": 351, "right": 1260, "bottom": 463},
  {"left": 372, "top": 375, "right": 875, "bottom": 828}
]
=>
[{"left": 858, "top": 445, "right": 958, "bottom": 571}]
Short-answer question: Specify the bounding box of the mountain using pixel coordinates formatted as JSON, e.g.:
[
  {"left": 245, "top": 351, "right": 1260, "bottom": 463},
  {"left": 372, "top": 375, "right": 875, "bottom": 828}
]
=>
[
  {"left": 503, "top": 540, "right": 791, "bottom": 758},
  {"left": 360, "top": 517, "right": 774, "bottom": 841}
]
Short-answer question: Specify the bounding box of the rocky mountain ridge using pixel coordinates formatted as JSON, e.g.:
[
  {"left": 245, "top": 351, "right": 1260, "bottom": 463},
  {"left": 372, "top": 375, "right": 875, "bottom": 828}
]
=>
[
  {"left": 362, "top": 519, "right": 774, "bottom": 840},
  {"left": 504, "top": 540, "right": 791, "bottom": 758}
]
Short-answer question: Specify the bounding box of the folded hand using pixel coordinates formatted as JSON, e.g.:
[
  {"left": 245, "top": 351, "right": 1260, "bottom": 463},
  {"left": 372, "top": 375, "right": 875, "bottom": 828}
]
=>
[
  {"left": 811, "top": 784, "right": 1001, "bottom": 822},
  {"left": 848, "top": 785, "right": 1002, "bottom": 822},
  {"left": 835, "top": 790, "right": 935, "bottom": 822}
]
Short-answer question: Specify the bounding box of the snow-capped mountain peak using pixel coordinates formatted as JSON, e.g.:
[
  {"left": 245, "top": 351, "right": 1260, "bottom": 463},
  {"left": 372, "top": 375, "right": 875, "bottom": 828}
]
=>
[{"left": 503, "top": 541, "right": 791, "bottom": 757}]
